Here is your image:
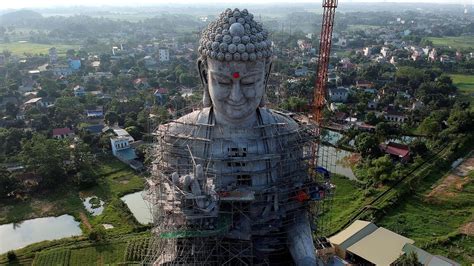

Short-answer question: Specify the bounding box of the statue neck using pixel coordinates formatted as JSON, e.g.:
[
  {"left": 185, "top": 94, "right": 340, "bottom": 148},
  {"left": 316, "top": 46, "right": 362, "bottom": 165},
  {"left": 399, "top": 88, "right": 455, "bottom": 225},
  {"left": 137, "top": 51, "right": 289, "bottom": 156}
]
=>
[{"left": 213, "top": 108, "right": 259, "bottom": 128}]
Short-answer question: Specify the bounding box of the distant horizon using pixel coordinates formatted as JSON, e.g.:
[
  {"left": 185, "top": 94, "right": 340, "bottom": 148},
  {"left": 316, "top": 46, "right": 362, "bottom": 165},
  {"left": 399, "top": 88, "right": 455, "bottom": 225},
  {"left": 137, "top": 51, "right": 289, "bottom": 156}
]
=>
[{"left": 0, "top": 0, "right": 469, "bottom": 11}]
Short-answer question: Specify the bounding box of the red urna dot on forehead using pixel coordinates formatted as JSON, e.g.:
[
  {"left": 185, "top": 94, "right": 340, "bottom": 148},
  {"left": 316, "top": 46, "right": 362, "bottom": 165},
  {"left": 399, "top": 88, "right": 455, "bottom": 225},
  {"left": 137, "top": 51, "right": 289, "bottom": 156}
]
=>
[{"left": 233, "top": 72, "right": 240, "bottom": 79}]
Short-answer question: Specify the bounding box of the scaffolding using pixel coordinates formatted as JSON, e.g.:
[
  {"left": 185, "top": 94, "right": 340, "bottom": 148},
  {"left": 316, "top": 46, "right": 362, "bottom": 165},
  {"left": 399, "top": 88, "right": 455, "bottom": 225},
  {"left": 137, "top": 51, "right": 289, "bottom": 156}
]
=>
[{"left": 144, "top": 107, "right": 335, "bottom": 265}]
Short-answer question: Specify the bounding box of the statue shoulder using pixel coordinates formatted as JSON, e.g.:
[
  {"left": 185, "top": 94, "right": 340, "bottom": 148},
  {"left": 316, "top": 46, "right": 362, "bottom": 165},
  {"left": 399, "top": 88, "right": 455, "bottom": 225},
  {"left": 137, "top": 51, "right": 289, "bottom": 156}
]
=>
[
  {"left": 259, "top": 108, "right": 299, "bottom": 130},
  {"left": 159, "top": 107, "right": 212, "bottom": 134}
]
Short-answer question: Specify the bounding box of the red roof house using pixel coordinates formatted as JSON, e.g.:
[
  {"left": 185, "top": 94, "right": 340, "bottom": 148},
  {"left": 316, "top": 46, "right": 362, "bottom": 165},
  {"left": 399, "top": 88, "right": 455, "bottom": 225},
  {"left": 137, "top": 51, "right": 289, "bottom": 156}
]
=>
[
  {"left": 379, "top": 142, "right": 410, "bottom": 162},
  {"left": 52, "top": 128, "right": 75, "bottom": 139}
]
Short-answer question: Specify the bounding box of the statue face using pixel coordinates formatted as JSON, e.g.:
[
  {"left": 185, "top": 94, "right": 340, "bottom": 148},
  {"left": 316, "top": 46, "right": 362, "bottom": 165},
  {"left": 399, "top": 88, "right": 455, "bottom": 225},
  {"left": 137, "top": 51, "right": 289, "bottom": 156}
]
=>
[{"left": 207, "top": 59, "right": 266, "bottom": 125}]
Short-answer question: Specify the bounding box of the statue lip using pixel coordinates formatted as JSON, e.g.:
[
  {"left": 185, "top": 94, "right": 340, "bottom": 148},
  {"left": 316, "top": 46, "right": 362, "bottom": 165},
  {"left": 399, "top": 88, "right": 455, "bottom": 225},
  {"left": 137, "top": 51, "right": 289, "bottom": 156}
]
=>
[{"left": 226, "top": 101, "right": 246, "bottom": 107}]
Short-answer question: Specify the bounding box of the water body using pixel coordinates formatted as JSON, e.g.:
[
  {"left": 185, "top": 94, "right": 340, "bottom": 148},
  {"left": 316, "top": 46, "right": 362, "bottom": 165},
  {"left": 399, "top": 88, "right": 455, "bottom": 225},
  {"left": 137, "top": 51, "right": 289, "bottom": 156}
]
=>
[
  {"left": 121, "top": 191, "right": 153, "bottom": 225},
  {"left": 82, "top": 196, "right": 104, "bottom": 216},
  {"left": 0, "top": 215, "right": 82, "bottom": 254},
  {"left": 318, "top": 145, "right": 357, "bottom": 180}
]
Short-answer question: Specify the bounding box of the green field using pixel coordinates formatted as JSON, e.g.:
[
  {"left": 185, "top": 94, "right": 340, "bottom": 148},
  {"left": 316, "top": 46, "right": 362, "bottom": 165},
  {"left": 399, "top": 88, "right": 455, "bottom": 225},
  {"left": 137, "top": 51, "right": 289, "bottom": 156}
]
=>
[
  {"left": 347, "top": 24, "right": 381, "bottom": 32},
  {"left": 0, "top": 232, "right": 151, "bottom": 265},
  {"left": 320, "top": 175, "right": 369, "bottom": 236},
  {"left": 451, "top": 74, "right": 474, "bottom": 110},
  {"left": 0, "top": 42, "right": 80, "bottom": 56},
  {"left": 426, "top": 36, "right": 474, "bottom": 50}
]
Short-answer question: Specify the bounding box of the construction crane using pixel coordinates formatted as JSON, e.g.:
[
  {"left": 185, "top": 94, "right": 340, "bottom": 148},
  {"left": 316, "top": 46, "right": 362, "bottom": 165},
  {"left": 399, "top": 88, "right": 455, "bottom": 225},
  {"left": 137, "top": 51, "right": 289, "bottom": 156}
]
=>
[{"left": 313, "top": 0, "right": 338, "bottom": 125}]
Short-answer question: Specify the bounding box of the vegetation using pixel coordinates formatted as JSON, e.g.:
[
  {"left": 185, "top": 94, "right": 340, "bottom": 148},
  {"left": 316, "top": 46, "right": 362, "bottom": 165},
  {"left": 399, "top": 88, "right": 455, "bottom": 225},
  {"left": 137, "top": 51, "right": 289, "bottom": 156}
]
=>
[
  {"left": 0, "top": 43, "right": 80, "bottom": 56},
  {"left": 0, "top": 232, "right": 150, "bottom": 265},
  {"left": 0, "top": 158, "right": 144, "bottom": 225},
  {"left": 394, "top": 252, "right": 421, "bottom": 266},
  {"left": 319, "top": 175, "right": 369, "bottom": 236},
  {"left": 425, "top": 36, "right": 474, "bottom": 50},
  {"left": 451, "top": 74, "right": 474, "bottom": 110}
]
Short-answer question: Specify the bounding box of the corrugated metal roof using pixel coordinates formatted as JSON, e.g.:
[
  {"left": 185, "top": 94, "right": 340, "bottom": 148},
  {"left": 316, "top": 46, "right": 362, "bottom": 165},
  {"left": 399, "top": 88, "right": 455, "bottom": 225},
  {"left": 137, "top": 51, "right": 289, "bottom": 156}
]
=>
[
  {"left": 329, "top": 220, "right": 376, "bottom": 245},
  {"left": 347, "top": 227, "right": 414, "bottom": 265}
]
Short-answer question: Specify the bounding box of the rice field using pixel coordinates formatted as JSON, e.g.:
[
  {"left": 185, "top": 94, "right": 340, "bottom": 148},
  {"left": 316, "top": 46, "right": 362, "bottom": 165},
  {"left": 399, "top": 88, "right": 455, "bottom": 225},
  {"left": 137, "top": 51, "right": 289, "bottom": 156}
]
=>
[
  {"left": 0, "top": 42, "right": 80, "bottom": 56},
  {"left": 426, "top": 36, "right": 474, "bottom": 50}
]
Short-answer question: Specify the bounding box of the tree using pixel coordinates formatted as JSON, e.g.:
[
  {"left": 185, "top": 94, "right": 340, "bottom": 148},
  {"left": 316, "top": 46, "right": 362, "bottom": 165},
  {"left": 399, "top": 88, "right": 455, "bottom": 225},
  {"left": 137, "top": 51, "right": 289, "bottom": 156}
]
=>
[
  {"left": 105, "top": 111, "right": 119, "bottom": 125},
  {"left": 355, "top": 133, "right": 379, "bottom": 157},
  {"left": 365, "top": 112, "right": 379, "bottom": 125},
  {"left": 5, "top": 102, "right": 19, "bottom": 117},
  {"left": 20, "top": 134, "right": 69, "bottom": 186},
  {"left": 395, "top": 252, "right": 421, "bottom": 266},
  {"left": 367, "top": 155, "right": 397, "bottom": 184},
  {"left": 0, "top": 167, "right": 16, "bottom": 198}
]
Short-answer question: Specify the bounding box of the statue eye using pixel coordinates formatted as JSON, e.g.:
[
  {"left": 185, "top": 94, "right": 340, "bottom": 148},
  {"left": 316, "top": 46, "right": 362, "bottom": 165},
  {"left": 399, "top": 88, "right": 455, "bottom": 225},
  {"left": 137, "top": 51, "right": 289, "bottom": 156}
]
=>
[
  {"left": 217, "top": 78, "right": 232, "bottom": 85},
  {"left": 241, "top": 77, "right": 256, "bottom": 86}
]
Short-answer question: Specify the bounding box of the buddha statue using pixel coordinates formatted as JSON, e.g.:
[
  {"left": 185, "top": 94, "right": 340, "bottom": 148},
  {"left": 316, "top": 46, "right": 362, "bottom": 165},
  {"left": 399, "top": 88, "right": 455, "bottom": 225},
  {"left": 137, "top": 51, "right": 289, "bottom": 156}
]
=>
[{"left": 150, "top": 8, "right": 320, "bottom": 265}]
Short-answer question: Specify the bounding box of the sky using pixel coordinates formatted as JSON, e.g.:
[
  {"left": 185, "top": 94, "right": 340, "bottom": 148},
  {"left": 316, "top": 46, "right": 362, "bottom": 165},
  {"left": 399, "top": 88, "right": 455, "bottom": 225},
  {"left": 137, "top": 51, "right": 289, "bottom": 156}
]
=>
[{"left": 0, "top": 0, "right": 468, "bottom": 9}]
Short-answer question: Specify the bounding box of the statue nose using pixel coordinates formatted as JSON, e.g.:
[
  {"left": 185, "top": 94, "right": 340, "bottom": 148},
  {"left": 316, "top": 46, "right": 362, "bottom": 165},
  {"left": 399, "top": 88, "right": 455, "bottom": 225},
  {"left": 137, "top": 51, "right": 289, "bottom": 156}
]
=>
[{"left": 230, "top": 81, "right": 243, "bottom": 102}]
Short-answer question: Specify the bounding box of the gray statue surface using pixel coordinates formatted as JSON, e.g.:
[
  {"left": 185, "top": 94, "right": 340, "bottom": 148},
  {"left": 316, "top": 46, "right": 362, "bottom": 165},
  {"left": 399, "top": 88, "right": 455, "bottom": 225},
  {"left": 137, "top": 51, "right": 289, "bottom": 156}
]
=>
[{"left": 149, "top": 8, "right": 319, "bottom": 265}]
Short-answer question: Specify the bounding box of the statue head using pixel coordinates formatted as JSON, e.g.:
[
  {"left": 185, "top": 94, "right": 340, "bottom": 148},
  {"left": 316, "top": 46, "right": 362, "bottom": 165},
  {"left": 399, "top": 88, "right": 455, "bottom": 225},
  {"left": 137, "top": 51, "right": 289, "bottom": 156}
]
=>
[{"left": 197, "top": 8, "right": 273, "bottom": 126}]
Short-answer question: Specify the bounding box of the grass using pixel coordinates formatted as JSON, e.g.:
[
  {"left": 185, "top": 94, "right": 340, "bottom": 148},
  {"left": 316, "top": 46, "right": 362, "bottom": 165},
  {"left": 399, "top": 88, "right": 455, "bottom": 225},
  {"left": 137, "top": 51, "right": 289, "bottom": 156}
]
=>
[
  {"left": 425, "top": 36, "right": 474, "bottom": 50},
  {"left": 320, "top": 175, "right": 369, "bottom": 236},
  {"left": 451, "top": 74, "right": 474, "bottom": 110},
  {"left": 378, "top": 152, "right": 474, "bottom": 265},
  {"left": 0, "top": 42, "right": 80, "bottom": 56},
  {"left": 69, "top": 243, "right": 127, "bottom": 265}
]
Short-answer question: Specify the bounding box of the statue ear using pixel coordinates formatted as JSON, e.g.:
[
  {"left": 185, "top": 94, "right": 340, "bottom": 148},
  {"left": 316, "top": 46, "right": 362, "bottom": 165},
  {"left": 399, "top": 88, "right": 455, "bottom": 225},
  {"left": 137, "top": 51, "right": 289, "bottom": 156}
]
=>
[
  {"left": 260, "top": 61, "right": 272, "bottom": 107},
  {"left": 197, "top": 58, "right": 212, "bottom": 107}
]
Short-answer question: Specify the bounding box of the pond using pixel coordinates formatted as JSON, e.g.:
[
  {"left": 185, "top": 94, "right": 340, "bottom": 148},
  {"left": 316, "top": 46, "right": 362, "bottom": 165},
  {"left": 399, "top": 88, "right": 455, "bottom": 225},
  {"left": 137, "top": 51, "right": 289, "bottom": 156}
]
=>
[
  {"left": 121, "top": 191, "right": 153, "bottom": 225},
  {"left": 321, "top": 129, "right": 344, "bottom": 145},
  {"left": 0, "top": 214, "right": 82, "bottom": 254},
  {"left": 318, "top": 145, "right": 357, "bottom": 180},
  {"left": 81, "top": 196, "right": 104, "bottom": 216}
]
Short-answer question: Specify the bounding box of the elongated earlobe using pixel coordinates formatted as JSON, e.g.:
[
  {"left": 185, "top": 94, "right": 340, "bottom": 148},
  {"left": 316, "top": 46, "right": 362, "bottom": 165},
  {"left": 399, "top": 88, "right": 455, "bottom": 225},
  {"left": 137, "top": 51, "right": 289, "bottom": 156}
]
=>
[
  {"left": 197, "top": 58, "right": 212, "bottom": 107},
  {"left": 260, "top": 61, "right": 272, "bottom": 107}
]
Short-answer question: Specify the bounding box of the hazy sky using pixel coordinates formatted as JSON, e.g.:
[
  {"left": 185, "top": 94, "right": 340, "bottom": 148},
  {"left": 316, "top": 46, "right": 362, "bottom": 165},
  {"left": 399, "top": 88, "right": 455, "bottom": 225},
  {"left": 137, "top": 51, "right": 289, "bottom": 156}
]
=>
[{"left": 0, "top": 0, "right": 468, "bottom": 9}]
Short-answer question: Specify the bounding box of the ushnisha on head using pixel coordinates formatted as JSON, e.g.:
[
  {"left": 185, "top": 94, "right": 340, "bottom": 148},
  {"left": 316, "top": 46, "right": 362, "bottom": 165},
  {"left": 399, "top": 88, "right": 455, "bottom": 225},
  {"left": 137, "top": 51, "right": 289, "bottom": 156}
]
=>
[
  {"left": 198, "top": 8, "right": 272, "bottom": 62},
  {"left": 198, "top": 8, "right": 273, "bottom": 127}
]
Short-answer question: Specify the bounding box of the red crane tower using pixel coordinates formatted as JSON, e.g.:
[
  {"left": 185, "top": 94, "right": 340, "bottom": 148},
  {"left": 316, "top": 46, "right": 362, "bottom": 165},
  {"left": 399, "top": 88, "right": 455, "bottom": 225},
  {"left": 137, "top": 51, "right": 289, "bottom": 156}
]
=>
[{"left": 313, "top": 0, "right": 338, "bottom": 125}]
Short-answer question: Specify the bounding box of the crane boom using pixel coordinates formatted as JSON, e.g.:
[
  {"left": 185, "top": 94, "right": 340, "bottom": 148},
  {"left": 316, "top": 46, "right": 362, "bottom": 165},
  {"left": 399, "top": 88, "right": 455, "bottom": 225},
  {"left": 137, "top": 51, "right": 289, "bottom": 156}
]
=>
[{"left": 313, "top": 0, "right": 338, "bottom": 124}]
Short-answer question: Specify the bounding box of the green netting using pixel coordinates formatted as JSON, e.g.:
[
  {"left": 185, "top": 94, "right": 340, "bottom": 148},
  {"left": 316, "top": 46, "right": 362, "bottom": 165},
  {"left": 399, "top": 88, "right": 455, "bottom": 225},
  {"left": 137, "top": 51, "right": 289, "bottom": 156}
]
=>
[{"left": 160, "top": 215, "right": 231, "bottom": 239}]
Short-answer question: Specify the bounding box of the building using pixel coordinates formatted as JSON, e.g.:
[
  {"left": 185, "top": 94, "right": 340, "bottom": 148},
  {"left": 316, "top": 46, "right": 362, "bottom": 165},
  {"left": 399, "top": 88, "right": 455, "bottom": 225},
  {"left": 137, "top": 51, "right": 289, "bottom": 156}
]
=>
[
  {"left": 345, "top": 227, "right": 414, "bottom": 265},
  {"left": 133, "top": 78, "right": 150, "bottom": 90},
  {"left": 384, "top": 110, "right": 407, "bottom": 123},
  {"left": 329, "top": 220, "right": 378, "bottom": 258},
  {"left": 295, "top": 66, "right": 308, "bottom": 76},
  {"left": 24, "top": 97, "right": 54, "bottom": 109},
  {"left": 329, "top": 87, "right": 349, "bottom": 103},
  {"left": 73, "top": 85, "right": 86, "bottom": 97},
  {"left": 154, "top": 88, "right": 169, "bottom": 105},
  {"left": 49, "top": 47, "right": 58, "bottom": 64},
  {"left": 379, "top": 142, "right": 411, "bottom": 162},
  {"left": 53, "top": 65, "right": 73, "bottom": 77},
  {"left": 363, "top": 47, "right": 372, "bottom": 57},
  {"left": 402, "top": 243, "right": 460, "bottom": 266},
  {"left": 381, "top": 47, "right": 390, "bottom": 57},
  {"left": 159, "top": 48, "right": 170, "bottom": 62},
  {"left": 85, "top": 108, "right": 104, "bottom": 119},
  {"left": 52, "top": 128, "right": 75, "bottom": 139},
  {"left": 356, "top": 80, "right": 374, "bottom": 90},
  {"left": 68, "top": 58, "right": 81, "bottom": 71},
  {"left": 84, "top": 124, "right": 105, "bottom": 135}
]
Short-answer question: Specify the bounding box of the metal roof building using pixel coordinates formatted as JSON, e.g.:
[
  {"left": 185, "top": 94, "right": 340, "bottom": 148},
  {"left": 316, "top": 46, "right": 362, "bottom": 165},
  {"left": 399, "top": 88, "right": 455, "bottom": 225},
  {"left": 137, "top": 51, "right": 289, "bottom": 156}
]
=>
[
  {"left": 346, "top": 227, "right": 414, "bottom": 265},
  {"left": 329, "top": 220, "right": 378, "bottom": 258}
]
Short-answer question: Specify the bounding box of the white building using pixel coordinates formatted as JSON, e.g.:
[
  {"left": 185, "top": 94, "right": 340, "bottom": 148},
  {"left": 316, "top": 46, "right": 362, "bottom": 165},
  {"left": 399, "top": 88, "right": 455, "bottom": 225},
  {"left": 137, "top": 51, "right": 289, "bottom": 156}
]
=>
[
  {"left": 159, "top": 49, "right": 170, "bottom": 62},
  {"left": 73, "top": 85, "right": 86, "bottom": 97},
  {"left": 329, "top": 87, "right": 349, "bottom": 103}
]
